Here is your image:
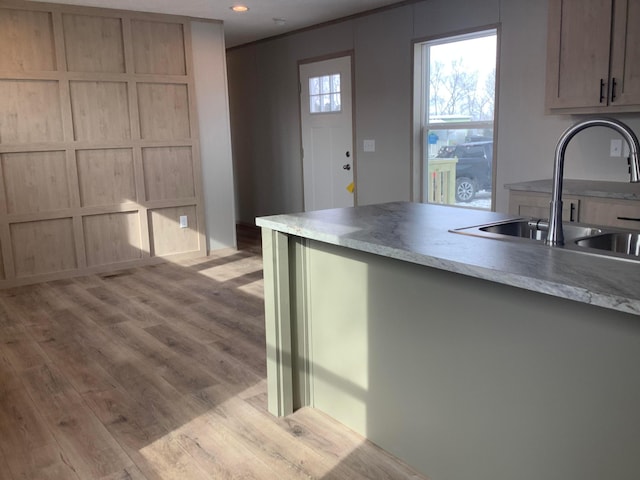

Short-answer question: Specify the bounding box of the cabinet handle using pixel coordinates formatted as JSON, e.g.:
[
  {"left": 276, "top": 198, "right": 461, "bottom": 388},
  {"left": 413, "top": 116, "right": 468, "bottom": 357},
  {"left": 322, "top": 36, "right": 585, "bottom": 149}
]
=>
[
  {"left": 570, "top": 203, "right": 576, "bottom": 222},
  {"left": 617, "top": 216, "right": 640, "bottom": 222},
  {"left": 611, "top": 77, "right": 617, "bottom": 102},
  {"left": 600, "top": 79, "right": 606, "bottom": 103}
]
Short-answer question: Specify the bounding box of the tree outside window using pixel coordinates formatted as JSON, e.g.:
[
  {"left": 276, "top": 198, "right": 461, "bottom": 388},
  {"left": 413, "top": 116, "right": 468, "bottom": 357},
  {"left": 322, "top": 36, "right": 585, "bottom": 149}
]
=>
[{"left": 418, "top": 30, "right": 498, "bottom": 209}]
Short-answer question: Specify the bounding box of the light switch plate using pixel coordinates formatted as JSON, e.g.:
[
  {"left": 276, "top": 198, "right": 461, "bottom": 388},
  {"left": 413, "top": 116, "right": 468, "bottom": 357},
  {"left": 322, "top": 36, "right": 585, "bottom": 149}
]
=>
[
  {"left": 179, "top": 215, "right": 188, "bottom": 228},
  {"left": 363, "top": 139, "right": 375, "bottom": 152},
  {"left": 610, "top": 138, "right": 623, "bottom": 157}
]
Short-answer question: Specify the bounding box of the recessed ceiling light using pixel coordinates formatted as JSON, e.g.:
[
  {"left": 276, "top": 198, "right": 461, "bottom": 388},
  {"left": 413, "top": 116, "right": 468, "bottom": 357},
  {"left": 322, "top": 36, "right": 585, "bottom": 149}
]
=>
[{"left": 231, "top": 5, "right": 249, "bottom": 12}]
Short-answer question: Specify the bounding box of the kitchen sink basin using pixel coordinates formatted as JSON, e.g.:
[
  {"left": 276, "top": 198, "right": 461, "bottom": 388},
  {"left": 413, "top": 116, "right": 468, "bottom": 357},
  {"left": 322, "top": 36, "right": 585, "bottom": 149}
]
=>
[
  {"left": 575, "top": 232, "right": 640, "bottom": 256},
  {"left": 479, "top": 220, "right": 547, "bottom": 240},
  {"left": 478, "top": 220, "right": 602, "bottom": 242},
  {"left": 451, "top": 217, "right": 640, "bottom": 262}
]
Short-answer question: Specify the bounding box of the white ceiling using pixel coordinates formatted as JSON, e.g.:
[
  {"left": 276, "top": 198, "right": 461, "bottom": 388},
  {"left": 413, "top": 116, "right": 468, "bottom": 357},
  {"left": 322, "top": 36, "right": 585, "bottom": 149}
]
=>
[{"left": 31, "top": 0, "right": 405, "bottom": 47}]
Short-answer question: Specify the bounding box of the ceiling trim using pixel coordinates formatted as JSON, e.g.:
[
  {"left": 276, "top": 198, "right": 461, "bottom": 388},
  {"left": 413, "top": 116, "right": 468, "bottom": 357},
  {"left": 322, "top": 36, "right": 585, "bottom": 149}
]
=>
[{"left": 226, "top": 0, "right": 421, "bottom": 51}]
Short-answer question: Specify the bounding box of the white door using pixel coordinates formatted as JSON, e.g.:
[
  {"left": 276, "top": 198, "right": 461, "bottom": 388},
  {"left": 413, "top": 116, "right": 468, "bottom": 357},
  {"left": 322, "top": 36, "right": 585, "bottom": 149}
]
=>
[{"left": 300, "top": 56, "right": 354, "bottom": 211}]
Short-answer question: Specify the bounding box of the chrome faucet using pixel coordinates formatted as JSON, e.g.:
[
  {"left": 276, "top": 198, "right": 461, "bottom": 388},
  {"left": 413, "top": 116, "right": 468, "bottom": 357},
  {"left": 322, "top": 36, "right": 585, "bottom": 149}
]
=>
[{"left": 545, "top": 118, "right": 640, "bottom": 246}]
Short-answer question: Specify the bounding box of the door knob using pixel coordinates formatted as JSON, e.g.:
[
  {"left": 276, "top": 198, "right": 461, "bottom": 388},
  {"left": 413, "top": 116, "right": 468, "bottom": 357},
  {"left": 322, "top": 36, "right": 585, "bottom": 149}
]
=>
[
  {"left": 346, "top": 151, "right": 351, "bottom": 157},
  {"left": 343, "top": 164, "right": 351, "bottom": 171}
]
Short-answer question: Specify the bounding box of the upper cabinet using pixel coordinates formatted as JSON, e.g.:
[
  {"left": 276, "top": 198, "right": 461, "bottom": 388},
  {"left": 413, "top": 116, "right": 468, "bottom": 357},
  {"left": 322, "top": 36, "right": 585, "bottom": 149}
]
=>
[
  {"left": 546, "top": 0, "right": 640, "bottom": 113},
  {"left": 610, "top": 0, "right": 640, "bottom": 106}
]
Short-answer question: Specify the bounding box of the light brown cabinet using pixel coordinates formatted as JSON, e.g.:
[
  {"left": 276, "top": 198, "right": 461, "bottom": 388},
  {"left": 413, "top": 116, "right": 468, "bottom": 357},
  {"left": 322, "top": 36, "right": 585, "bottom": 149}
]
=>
[
  {"left": 509, "top": 190, "right": 640, "bottom": 228},
  {"left": 509, "top": 191, "right": 581, "bottom": 222},
  {"left": 546, "top": 0, "right": 640, "bottom": 113},
  {"left": 580, "top": 197, "right": 640, "bottom": 228}
]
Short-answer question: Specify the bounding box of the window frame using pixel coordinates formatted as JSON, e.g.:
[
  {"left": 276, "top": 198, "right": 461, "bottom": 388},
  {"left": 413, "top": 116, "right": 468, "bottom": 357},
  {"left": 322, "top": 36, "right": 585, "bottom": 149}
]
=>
[{"left": 412, "top": 27, "right": 500, "bottom": 210}]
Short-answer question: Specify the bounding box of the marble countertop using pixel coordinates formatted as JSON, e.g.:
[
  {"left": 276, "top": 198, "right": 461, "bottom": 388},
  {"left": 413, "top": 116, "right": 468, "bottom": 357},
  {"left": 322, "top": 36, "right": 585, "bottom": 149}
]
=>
[
  {"left": 256, "top": 202, "right": 640, "bottom": 316},
  {"left": 505, "top": 179, "right": 640, "bottom": 200}
]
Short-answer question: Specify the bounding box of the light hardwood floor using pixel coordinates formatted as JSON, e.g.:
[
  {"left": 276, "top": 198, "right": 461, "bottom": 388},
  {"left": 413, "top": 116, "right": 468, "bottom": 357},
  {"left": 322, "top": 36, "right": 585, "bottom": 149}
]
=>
[{"left": 0, "top": 226, "right": 427, "bottom": 480}]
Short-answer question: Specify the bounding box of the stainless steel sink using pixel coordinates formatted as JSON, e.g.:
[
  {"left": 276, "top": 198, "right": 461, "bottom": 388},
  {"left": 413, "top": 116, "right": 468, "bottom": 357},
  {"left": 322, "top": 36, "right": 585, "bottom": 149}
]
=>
[
  {"left": 454, "top": 219, "right": 602, "bottom": 242},
  {"left": 478, "top": 220, "right": 601, "bottom": 242},
  {"left": 450, "top": 217, "right": 640, "bottom": 262},
  {"left": 479, "top": 220, "right": 547, "bottom": 240},
  {"left": 575, "top": 232, "right": 640, "bottom": 256}
]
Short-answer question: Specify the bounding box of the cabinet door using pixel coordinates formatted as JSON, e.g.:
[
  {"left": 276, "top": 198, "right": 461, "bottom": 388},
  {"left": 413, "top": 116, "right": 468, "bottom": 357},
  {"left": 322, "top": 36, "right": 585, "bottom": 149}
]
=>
[
  {"left": 545, "top": 0, "right": 613, "bottom": 110},
  {"left": 609, "top": 0, "right": 640, "bottom": 106},
  {"left": 580, "top": 197, "right": 640, "bottom": 228},
  {"left": 509, "top": 191, "right": 580, "bottom": 222}
]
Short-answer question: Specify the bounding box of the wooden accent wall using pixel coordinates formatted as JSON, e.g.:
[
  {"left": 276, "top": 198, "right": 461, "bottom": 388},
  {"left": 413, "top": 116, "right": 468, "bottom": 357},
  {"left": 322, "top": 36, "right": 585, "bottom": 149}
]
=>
[{"left": 0, "top": 1, "right": 206, "bottom": 287}]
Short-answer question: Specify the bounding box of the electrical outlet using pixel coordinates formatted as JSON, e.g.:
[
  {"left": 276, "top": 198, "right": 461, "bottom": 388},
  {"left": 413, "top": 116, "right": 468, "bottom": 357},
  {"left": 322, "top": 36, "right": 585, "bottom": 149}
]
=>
[
  {"left": 610, "top": 138, "right": 623, "bottom": 157},
  {"left": 179, "top": 215, "right": 188, "bottom": 228}
]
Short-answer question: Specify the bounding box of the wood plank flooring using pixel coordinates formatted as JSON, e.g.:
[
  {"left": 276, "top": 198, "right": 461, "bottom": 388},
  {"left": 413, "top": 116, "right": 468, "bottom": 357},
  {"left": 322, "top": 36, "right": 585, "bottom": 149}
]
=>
[{"left": 0, "top": 226, "right": 427, "bottom": 480}]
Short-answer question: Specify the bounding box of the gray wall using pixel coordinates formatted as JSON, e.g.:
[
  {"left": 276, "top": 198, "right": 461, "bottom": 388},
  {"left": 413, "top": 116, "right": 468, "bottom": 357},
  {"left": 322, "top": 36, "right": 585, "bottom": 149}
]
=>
[
  {"left": 228, "top": 0, "right": 640, "bottom": 224},
  {"left": 192, "top": 20, "right": 237, "bottom": 250}
]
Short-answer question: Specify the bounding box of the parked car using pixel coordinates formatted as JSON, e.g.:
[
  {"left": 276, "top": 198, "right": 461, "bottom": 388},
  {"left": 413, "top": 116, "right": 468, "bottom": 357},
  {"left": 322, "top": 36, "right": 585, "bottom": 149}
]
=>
[{"left": 436, "top": 140, "right": 493, "bottom": 202}]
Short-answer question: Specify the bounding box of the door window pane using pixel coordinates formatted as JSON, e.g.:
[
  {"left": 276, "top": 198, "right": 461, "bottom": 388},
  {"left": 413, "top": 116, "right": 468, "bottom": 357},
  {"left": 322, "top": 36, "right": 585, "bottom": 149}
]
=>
[{"left": 309, "top": 73, "right": 341, "bottom": 113}]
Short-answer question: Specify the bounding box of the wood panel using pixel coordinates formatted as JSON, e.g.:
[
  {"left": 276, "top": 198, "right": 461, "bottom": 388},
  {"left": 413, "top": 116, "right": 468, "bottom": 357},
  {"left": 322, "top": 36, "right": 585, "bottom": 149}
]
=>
[
  {"left": 137, "top": 83, "right": 191, "bottom": 140},
  {"left": 62, "top": 13, "right": 125, "bottom": 73},
  {"left": 1, "top": 151, "right": 70, "bottom": 214},
  {"left": 0, "top": 8, "right": 56, "bottom": 72},
  {"left": 83, "top": 212, "right": 142, "bottom": 266},
  {"left": 131, "top": 20, "right": 186, "bottom": 75},
  {"left": 69, "top": 81, "right": 131, "bottom": 141},
  {"left": 142, "top": 146, "right": 195, "bottom": 201},
  {"left": 10, "top": 218, "right": 76, "bottom": 277},
  {"left": 0, "top": 80, "right": 63, "bottom": 144},
  {"left": 149, "top": 205, "right": 199, "bottom": 256},
  {"left": 76, "top": 148, "right": 136, "bottom": 206},
  {"left": 0, "top": 2, "right": 207, "bottom": 286}
]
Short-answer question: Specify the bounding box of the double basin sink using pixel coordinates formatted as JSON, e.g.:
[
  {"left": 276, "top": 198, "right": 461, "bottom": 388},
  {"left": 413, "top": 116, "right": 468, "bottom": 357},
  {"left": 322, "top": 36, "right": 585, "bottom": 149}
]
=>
[{"left": 452, "top": 218, "right": 640, "bottom": 260}]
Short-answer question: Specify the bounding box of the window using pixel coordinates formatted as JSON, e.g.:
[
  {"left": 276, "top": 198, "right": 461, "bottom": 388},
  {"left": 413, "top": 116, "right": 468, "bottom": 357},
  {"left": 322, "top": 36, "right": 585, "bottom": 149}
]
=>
[
  {"left": 309, "top": 73, "right": 341, "bottom": 113},
  {"left": 414, "top": 29, "right": 498, "bottom": 209}
]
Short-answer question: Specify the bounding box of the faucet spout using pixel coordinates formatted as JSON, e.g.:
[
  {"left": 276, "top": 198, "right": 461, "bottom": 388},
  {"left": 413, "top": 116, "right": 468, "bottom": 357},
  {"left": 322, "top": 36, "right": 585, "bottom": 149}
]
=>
[{"left": 545, "top": 118, "right": 640, "bottom": 246}]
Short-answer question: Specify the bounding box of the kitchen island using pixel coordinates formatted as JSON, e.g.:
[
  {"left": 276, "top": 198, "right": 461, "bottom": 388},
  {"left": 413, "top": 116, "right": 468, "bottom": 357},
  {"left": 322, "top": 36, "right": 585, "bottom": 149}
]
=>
[{"left": 256, "top": 202, "right": 640, "bottom": 480}]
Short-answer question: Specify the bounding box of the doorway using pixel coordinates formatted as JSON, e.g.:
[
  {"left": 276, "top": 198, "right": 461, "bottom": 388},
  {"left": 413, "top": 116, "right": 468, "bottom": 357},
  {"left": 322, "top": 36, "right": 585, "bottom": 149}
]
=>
[{"left": 299, "top": 55, "right": 354, "bottom": 211}]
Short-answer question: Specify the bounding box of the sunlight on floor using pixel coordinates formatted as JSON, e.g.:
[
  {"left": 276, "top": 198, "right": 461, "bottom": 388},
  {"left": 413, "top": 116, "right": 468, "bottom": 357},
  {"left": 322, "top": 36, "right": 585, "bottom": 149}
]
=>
[
  {"left": 171, "top": 248, "right": 265, "bottom": 302},
  {"left": 138, "top": 380, "right": 358, "bottom": 479},
  {"left": 237, "top": 279, "right": 264, "bottom": 298}
]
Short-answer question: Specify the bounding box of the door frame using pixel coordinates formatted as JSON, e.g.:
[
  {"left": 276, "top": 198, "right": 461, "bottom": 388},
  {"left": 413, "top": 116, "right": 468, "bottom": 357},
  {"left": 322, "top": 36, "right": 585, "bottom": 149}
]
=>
[{"left": 297, "top": 51, "right": 357, "bottom": 210}]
